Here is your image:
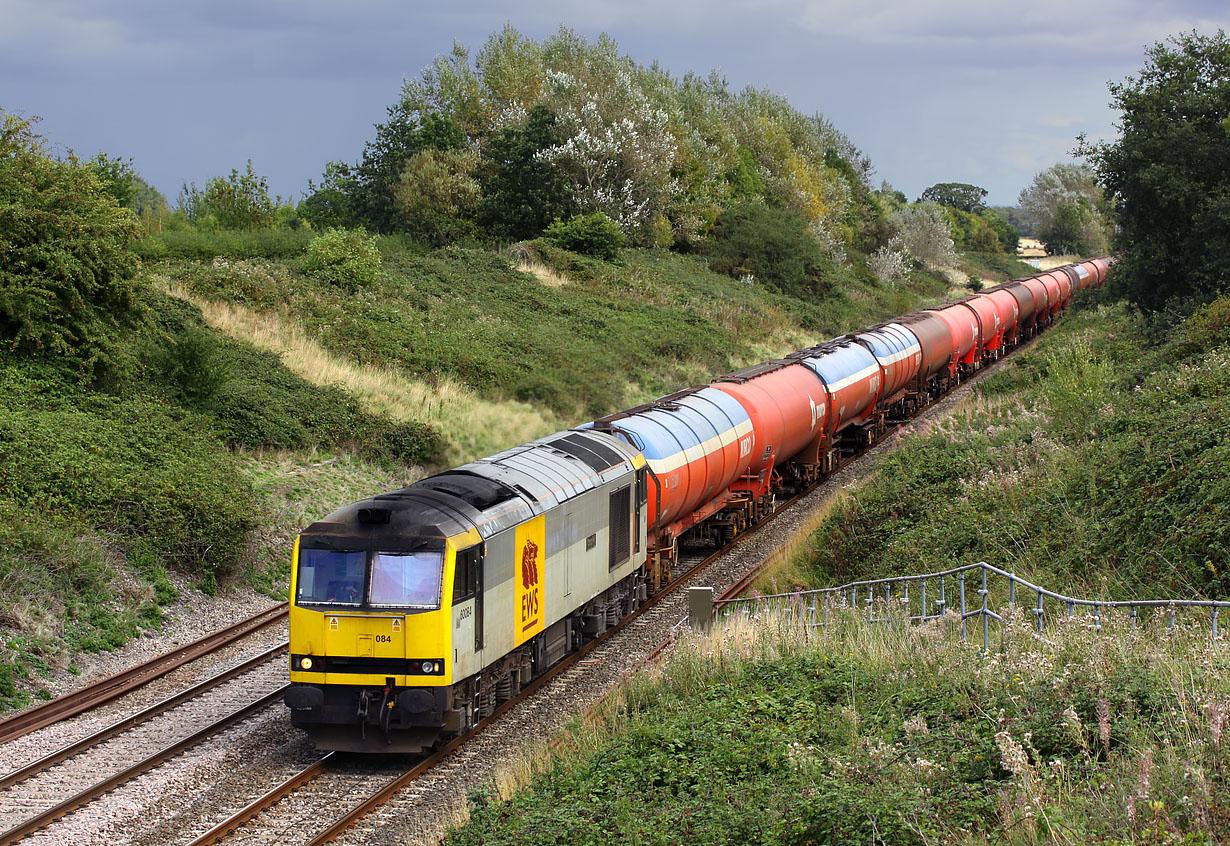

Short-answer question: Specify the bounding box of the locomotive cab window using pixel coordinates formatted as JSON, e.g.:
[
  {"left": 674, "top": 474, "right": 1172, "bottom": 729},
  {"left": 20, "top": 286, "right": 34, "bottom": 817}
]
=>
[
  {"left": 296, "top": 548, "right": 366, "bottom": 606},
  {"left": 369, "top": 550, "right": 445, "bottom": 610},
  {"left": 453, "top": 546, "right": 480, "bottom": 602}
]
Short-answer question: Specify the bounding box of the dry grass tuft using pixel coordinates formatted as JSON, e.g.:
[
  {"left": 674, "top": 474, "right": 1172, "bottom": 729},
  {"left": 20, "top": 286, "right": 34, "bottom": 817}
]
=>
[
  {"left": 161, "top": 282, "right": 564, "bottom": 465},
  {"left": 517, "top": 259, "right": 572, "bottom": 288}
]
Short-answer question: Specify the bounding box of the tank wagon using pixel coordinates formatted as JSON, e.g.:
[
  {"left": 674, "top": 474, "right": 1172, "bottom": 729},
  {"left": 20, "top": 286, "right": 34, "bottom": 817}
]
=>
[{"left": 285, "top": 258, "right": 1111, "bottom": 752}]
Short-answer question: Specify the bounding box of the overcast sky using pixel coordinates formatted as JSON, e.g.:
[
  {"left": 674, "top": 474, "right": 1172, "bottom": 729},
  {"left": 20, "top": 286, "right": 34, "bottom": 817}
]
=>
[{"left": 2, "top": 1, "right": 1224, "bottom": 207}]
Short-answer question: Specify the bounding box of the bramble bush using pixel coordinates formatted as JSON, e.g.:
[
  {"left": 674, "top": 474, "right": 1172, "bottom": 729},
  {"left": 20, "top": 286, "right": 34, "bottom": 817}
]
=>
[
  {"left": 136, "top": 228, "right": 313, "bottom": 262},
  {"left": 303, "top": 228, "right": 382, "bottom": 290},
  {"left": 541, "top": 212, "right": 625, "bottom": 261},
  {"left": 0, "top": 111, "right": 143, "bottom": 381},
  {"left": 447, "top": 612, "right": 1230, "bottom": 845},
  {"left": 706, "top": 203, "right": 827, "bottom": 297}
]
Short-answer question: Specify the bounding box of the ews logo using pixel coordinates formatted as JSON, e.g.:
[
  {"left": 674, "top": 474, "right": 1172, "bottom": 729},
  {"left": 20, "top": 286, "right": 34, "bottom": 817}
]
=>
[
  {"left": 514, "top": 516, "right": 546, "bottom": 645},
  {"left": 520, "top": 538, "right": 541, "bottom": 628}
]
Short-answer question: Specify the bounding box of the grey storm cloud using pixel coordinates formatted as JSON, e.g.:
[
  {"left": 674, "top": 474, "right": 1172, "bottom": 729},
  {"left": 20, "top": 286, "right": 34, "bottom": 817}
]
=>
[{"left": 1, "top": 0, "right": 1223, "bottom": 204}]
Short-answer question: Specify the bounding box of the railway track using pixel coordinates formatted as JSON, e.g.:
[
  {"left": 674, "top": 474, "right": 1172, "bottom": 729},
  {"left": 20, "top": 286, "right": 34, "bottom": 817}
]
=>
[
  {"left": 0, "top": 603, "right": 288, "bottom": 746},
  {"left": 0, "top": 660, "right": 290, "bottom": 845},
  {"left": 0, "top": 316, "right": 1046, "bottom": 846},
  {"left": 0, "top": 642, "right": 287, "bottom": 793},
  {"left": 180, "top": 540, "right": 741, "bottom": 845},
  {"left": 129, "top": 344, "right": 1024, "bottom": 846},
  {"left": 0, "top": 605, "right": 290, "bottom": 846}
]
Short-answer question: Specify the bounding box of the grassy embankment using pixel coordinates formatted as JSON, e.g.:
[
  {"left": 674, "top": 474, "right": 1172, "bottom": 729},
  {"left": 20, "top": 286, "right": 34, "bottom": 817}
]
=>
[
  {"left": 441, "top": 290, "right": 1230, "bottom": 844},
  {"left": 449, "top": 610, "right": 1230, "bottom": 845},
  {"left": 2, "top": 231, "right": 1028, "bottom": 710}
]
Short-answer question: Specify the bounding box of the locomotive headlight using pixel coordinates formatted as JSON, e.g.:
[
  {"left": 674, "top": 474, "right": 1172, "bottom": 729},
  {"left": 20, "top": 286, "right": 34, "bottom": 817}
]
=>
[
  {"left": 299, "top": 656, "right": 314, "bottom": 671},
  {"left": 420, "top": 660, "right": 434, "bottom": 673}
]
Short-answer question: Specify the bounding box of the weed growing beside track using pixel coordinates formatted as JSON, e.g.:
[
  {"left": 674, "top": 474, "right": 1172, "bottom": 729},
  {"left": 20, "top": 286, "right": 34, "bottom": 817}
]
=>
[{"left": 447, "top": 610, "right": 1230, "bottom": 845}]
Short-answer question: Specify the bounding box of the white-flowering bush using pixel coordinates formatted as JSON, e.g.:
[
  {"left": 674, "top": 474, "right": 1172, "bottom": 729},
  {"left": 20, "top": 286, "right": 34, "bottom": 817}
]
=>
[
  {"left": 891, "top": 202, "right": 956, "bottom": 271},
  {"left": 1018, "top": 163, "right": 1098, "bottom": 234},
  {"left": 869, "top": 235, "right": 910, "bottom": 286},
  {"left": 536, "top": 67, "right": 681, "bottom": 239}
]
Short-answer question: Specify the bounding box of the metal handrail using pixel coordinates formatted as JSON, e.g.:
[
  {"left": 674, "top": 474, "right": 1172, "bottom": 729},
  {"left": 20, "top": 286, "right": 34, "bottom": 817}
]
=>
[{"left": 708, "top": 561, "right": 1229, "bottom": 655}]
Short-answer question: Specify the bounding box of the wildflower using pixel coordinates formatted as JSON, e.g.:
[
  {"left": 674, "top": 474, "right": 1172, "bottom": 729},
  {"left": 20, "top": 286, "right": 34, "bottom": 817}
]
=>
[
  {"left": 903, "top": 714, "right": 929, "bottom": 740},
  {"left": 1137, "top": 747, "right": 1154, "bottom": 799},
  {"left": 1096, "top": 698, "right": 1111, "bottom": 757},
  {"left": 995, "top": 730, "right": 1030, "bottom": 777}
]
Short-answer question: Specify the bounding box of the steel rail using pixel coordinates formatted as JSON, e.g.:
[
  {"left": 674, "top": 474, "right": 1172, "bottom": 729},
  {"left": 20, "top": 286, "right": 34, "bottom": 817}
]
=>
[
  {"left": 0, "top": 602, "right": 288, "bottom": 745},
  {"left": 0, "top": 642, "right": 288, "bottom": 790},
  {"left": 0, "top": 686, "right": 288, "bottom": 846},
  {"left": 187, "top": 752, "right": 336, "bottom": 846}
]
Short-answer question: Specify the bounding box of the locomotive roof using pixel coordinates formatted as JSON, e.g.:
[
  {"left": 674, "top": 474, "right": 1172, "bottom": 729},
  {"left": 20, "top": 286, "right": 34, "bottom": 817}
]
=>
[{"left": 302, "top": 429, "right": 641, "bottom": 543}]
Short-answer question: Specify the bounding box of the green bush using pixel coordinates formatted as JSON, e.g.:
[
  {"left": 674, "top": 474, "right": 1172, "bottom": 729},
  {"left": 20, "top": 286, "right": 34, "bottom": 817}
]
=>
[
  {"left": 706, "top": 203, "right": 828, "bottom": 298},
  {"left": 542, "top": 213, "right": 625, "bottom": 261},
  {"left": 155, "top": 326, "right": 231, "bottom": 404},
  {"left": 169, "top": 257, "right": 297, "bottom": 309},
  {"left": 140, "top": 291, "right": 442, "bottom": 464},
  {"left": 1172, "top": 294, "right": 1230, "bottom": 356},
  {"left": 0, "top": 111, "right": 143, "bottom": 380},
  {"left": 136, "top": 228, "right": 313, "bottom": 261},
  {"left": 0, "top": 355, "right": 256, "bottom": 581},
  {"left": 303, "top": 228, "right": 382, "bottom": 290},
  {"left": 362, "top": 419, "right": 446, "bottom": 466},
  {"left": 447, "top": 610, "right": 1230, "bottom": 845}
]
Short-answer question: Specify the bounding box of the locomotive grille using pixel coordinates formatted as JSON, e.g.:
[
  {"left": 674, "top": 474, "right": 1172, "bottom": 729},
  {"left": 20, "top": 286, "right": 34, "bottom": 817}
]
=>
[{"left": 609, "top": 485, "right": 631, "bottom": 569}]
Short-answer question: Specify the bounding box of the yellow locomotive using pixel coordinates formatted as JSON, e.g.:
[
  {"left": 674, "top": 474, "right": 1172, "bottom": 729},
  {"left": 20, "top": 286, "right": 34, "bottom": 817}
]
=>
[{"left": 284, "top": 430, "right": 648, "bottom": 752}]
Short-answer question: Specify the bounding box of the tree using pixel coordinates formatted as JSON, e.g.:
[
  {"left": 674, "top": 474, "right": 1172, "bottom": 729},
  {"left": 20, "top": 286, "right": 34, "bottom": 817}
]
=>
[
  {"left": 919, "top": 182, "right": 988, "bottom": 213},
  {"left": 707, "top": 203, "right": 827, "bottom": 297},
  {"left": 891, "top": 202, "right": 957, "bottom": 270},
  {"left": 1080, "top": 29, "right": 1230, "bottom": 316},
  {"left": 944, "top": 207, "right": 1003, "bottom": 253},
  {"left": 990, "top": 205, "right": 1032, "bottom": 238},
  {"left": 980, "top": 208, "right": 1020, "bottom": 253},
  {"left": 1040, "top": 202, "right": 1087, "bottom": 255},
  {"left": 343, "top": 109, "right": 466, "bottom": 233},
  {"left": 1017, "top": 163, "right": 1109, "bottom": 255},
  {"left": 202, "top": 161, "right": 277, "bottom": 230},
  {"left": 179, "top": 161, "right": 278, "bottom": 230},
  {"left": 86, "top": 153, "right": 137, "bottom": 209},
  {"left": 479, "top": 105, "right": 574, "bottom": 240},
  {"left": 0, "top": 112, "right": 142, "bottom": 376},
  {"left": 392, "top": 148, "right": 481, "bottom": 243}
]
